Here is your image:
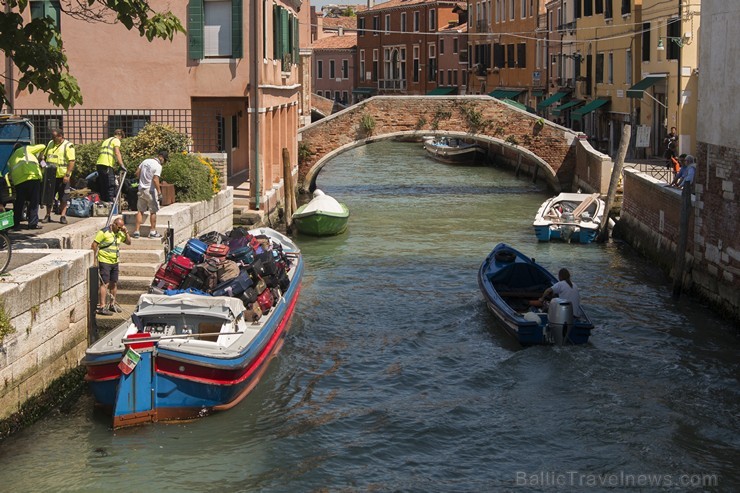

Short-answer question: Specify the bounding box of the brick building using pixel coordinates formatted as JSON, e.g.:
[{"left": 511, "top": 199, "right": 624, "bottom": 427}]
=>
[
  {"left": 312, "top": 32, "right": 358, "bottom": 104},
  {"left": 355, "top": 0, "right": 465, "bottom": 97}
]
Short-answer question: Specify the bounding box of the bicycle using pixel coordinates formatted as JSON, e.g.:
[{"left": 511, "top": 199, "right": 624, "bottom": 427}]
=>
[{"left": 0, "top": 210, "right": 12, "bottom": 274}]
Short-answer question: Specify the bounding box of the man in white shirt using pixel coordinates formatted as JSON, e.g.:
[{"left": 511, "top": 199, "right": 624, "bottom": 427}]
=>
[{"left": 132, "top": 150, "right": 167, "bottom": 238}]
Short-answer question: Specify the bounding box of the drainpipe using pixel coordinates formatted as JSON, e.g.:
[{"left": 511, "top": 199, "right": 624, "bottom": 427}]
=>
[
  {"left": 676, "top": 0, "right": 682, "bottom": 146},
  {"left": 252, "top": 0, "right": 262, "bottom": 209}
]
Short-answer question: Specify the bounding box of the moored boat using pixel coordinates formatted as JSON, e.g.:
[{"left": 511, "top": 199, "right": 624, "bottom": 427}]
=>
[
  {"left": 292, "top": 189, "right": 349, "bottom": 236},
  {"left": 423, "top": 136, "right": 485, "bottom": 165},
  {"left": 83, "top": 228, "right": 303, "bottom": 429},
  {"left": 478, "top": 243, "right": 594, "bottom": 346},
  {"left": 533, "top": 192, "right": 606, "bottom": 244}
]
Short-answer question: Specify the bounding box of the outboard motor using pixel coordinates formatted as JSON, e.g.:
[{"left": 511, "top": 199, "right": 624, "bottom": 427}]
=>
[
  {"left": 560, "top": 212, "right": 578, "bottom": 242},
  {"left": 547, "top": 298, "right": 573, "bottom": 345}
]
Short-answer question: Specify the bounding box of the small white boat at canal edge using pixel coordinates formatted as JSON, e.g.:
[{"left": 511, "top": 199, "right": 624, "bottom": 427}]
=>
[
  {"left": 83, "top": 228, "right": 303, "bottom": 429},
  {"left": 292, "top": 189, "right": 349, "bottom": 236},
  {"left": 423, "top": 136, "right": 485, "bottom": 165},
  {"left": 533, "top": 192, "right": 606, "bottom": 244}
]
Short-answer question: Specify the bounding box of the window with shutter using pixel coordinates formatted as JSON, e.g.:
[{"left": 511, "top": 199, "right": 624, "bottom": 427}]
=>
[{"left": 188, "top": 1, "right": 205, "bottom": 60}]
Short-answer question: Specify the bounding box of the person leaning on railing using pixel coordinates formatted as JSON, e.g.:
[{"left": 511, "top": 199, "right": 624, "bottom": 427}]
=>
[{"left": 667, "top": 154, "right": 697, "bottom": 189}]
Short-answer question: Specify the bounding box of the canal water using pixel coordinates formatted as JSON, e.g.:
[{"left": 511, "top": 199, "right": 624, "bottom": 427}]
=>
[{"left": 1, "top": 141, "right": 738, "bottom": 492}]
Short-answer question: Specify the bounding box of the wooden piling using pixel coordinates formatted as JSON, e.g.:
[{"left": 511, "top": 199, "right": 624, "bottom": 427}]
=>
[
  {"left": 672, "top": 182, "right": 693, "bottom": 299},
  {"left": 282, "top": 148, "right": 293, "bottom": 231},
  {"left": 597, "top": 124, "right": 631, "bottom": 243}
]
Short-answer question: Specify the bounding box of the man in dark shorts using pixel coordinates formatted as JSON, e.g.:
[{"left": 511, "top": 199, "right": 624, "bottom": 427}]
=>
[
  {"left": 91, "top": 217, "right": 131, "bottom": 315},
  {"left": 41, "top": 129, "right": 75, "bottom": 224}
]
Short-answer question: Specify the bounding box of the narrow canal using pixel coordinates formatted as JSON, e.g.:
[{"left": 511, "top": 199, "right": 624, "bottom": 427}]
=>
[{"left": 1, "top": 141, "right": 737, "bottom": 492}]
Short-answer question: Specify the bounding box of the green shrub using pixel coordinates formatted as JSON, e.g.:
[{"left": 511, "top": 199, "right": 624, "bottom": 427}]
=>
[
  {"left": 160, "top": 153, "right": 215, "bottom": 202},
  {"left": 70, "top": 124, "right": 190, "bottom": 184},
  {"left": 125, "top": 123, "right": 190, "bottom": 164}
]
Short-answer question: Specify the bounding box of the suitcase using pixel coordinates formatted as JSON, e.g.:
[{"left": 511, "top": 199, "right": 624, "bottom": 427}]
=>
[
  {"left": 227, "top": 245, "right": 255, "bottom": 264},
  {"left": 206, "top": 243, "right": 230, "bottom": 259},
  {"left": 199, "top": 230, "right": 228, "bottom": 245},
  {"left": 183, "top": 238, "right": 208, "bottom": 264},
  {"left": 263, "top": 274, "right": 279, "bottom": 289},
  {"left": 255, "top": 235, "right": 272, "bottom": 251},
  {"left": 228, "top": 227, "right": 250, "bottom": 240},
  {"left": 152, "top": 266, "right": 182, "bottom": 290},
  {"left": 191, "top": 262, "right": 219, "bottom": 292},
  {"left": 243, "top": 302, "right": 263, "bottom": 322},
  {"left": 255, "top": 251, "right": 278, "bottom": 276},
  {"left": 41, "top": 165, "right": 57, "bottom": 205},
  {"left": 212, "top": 271, "right": 254, "bottom": 297},
  {"left": 164, "top": 288, "right": 210, "bottom": 296},
  {"left": 217, "top": 259, "right": 240, "bottom": 282},
  {"left": 92, "top": 201, "right": 112, "bottom": 217},
  {"left": 180, "top": 271, "right": 207, "bottom": 291},
  {"left": 276, "top": 269, "right": 290, "bottom": 292},
  {"left": 256, "top": 288, "right": 273, "bottom": 313},
  {"left": 239, "top": 286, "right": 259, "bottom": 305},
  {"left": 254, "top": 278, "right": 267, "bottom": 295},
  {"left": 165, "top": 254, "right": 194, "bottom": 281}
]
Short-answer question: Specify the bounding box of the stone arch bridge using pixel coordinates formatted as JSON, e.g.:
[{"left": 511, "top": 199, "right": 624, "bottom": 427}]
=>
[{"left": 298, "top": 95, "right": 584, "bottom": 192}]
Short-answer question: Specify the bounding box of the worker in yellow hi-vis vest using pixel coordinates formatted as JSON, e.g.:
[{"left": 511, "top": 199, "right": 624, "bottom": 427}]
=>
[
  {"left": 42, "top": 129, "right": 76, "bottom": 224},
  {"left": 7, "top": 143, "right": 46, "bottom": 230},
  {"left": 96, "top": 128, "right": 125, "bottom": 202}
]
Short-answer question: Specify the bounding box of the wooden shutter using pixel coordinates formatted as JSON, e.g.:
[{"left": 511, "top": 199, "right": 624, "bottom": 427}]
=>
[
  {"left": 281, "top": 8, "right": 290, "bottom": 61},
  {"left": 188, "top": 0, "right": 204, "bottom": 60},
  {"left": 231, "top": 0, "right": 242, "bottom": 58},
  {"left": 273, "top": 5, "right": 280, "bottom": 59}
]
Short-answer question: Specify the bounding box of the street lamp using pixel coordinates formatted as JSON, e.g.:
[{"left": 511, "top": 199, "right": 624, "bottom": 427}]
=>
[{"left": 657, "top": 35, "right": 689, "bottom": 51}]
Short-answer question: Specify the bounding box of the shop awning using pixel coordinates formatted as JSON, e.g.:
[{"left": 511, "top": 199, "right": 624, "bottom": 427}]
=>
[
  {"left": 501, "top": 98, "right": 527, "bottom": 111},
  {"left": 537, "top": 91, "right": 568, "bottom": 110},
  {"left": 426, "top": 86, "right": 458, "bottom": 95},
  {"left": 572, "top": 98, "right": 610, "bottom": 120},
  {"left": 489, "top": 88, "right": 525, "bottom": 100},
  {"left": 352, "top": 87, "right": 376, "bottom": 94},
  {"left": 552, "top": 99, "right": 584, "bottom": 116},
  {"left": 626, "top": 75, "right": 666, "bottom": 98}
]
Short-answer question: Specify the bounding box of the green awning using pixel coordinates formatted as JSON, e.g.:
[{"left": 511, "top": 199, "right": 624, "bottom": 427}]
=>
[
  {"left": 489, "top": 88, "right": 525, "bottom": 100},
  {"left": 352, "top": 87, "right": 376, "bottom": 94},
  {"left": 537, "top": 91, "right": 568, "bottom": 110},
  {"left": 626, "top": 75, "right": 665, "bottom": 98},
  {"left": 552, "top": 99, "right": 584, "bottom": 115},
  {"left": 426, "top": 86, "right": 457, "bottom": 95},
  {"left": 572, "top": 98, "right": 610, "bottom": 120},
  {"left": 531, "top": 90, "right": 544, "bottom": 97},
  {"left": 501, "top": 98, "right": 527, "bottom": 110}
]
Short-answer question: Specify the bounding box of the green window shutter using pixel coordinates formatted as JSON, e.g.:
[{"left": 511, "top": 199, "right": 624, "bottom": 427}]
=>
[
  {"left": 273, "top": 5, "right": 280, "bottom": 59},
  {"left": 293, "top": 15, "right": 299, "bottom": 63},
  {"left": 30, "top": 2, "right": 44, "bottom": 20},
  {"left": 231, "top": 0, "right": 242, "bottom": 58},
  {"left": 281, "top": 8, "right": 289, "bottom": 59},
  {"left": 187, "top": 0, "right": 204, "bottom": 60}
]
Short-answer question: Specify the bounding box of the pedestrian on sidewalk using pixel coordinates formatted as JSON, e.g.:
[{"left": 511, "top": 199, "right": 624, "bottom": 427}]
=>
[
  {"left": 41, "top": 129, "right": 75, "bottom": 225},
  {"left": 132, "top": 150, "right": 168, "bottom": 239},
  {"left": 7, "top": 143, "right": 46, "bottom": 230},
  {"left": 92, "top": 216, "right": 131, "bottom": 315},
  {"left": 96, "top": 129, "right": 125, "bottom": 202},
  {"left": 663, "top": 127, "right": 677, "bottom": 168}
]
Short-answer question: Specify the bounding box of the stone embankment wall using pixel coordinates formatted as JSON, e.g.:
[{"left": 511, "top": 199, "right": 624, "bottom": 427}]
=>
[
  {"left": 574, "top": 138, "right": 612, "bottom": 194},
  {"left": 0, "top": 250, "right": 94, "bottom": 422},
  {"left": 616, "top": 168, "right": 739, "bottom": 321}
]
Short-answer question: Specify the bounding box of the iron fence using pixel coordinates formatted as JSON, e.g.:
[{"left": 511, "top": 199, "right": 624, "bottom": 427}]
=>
[
  {"left": 15, "top": 108, "right": 225, "bottom": 153},
  {"left": 624, "top": 162, "right": 674, "bottom": 183}
]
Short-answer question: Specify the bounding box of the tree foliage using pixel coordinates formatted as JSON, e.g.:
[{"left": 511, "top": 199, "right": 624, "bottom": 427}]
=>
[{"left": 0, "top": 0, "right": 185, "bottom": 109}]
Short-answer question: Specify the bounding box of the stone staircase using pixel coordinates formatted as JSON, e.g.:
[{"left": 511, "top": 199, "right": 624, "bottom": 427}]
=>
[
  {"left": 231, "top": 178, "right": 263, "bottom": 226},
  {"left": 115, "top": 236, "right": 166, "bottom": 305}
]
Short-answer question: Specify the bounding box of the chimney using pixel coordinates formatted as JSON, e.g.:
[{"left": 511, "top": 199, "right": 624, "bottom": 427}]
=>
[
  {"left": 339, "top": 27, "right": 344, "bottom": 36},
  {"left": 368, "top": 1, "right": 375, "bottom": 8}
]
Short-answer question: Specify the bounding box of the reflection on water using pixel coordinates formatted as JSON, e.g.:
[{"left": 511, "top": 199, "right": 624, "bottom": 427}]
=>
[{"left": 0, "top": 141, "right": 737, "bottom": 492}]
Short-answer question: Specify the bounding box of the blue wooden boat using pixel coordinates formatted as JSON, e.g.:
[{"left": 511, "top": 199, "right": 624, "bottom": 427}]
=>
[
  {"left": 478, "top": 243, "right": 594, "bottom": 346},
  {"left": 83, "top": 228, "right": 303, "bottom": 428},
  {"left": 533, "top": 192, "right": 606, "bottom": 243}
]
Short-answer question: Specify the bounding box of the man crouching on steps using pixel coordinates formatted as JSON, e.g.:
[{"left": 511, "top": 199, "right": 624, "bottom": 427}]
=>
[
  {"left": 92, "top": 217, "right": 131, "bottom": 315},
  {"left": 132, "top": 149, "right": 168, "bottom": 239}
]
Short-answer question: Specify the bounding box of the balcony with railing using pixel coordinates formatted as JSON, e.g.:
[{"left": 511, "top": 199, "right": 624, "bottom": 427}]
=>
[{"left": 378, "top": 79, "right": 407, "bottom": 91}]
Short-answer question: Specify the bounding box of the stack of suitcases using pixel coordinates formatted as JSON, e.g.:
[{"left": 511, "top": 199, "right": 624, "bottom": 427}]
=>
[{"left": 150, "top": 228, "right": 292, "bottom": 322}]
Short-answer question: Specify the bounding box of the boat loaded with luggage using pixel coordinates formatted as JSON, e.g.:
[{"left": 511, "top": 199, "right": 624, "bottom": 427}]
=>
[
  {"left": 83, "top": 227, "right": 303, "bottom": 429},
  {"left": 478, "top": 243, "right": 594, "bottom": 346}
]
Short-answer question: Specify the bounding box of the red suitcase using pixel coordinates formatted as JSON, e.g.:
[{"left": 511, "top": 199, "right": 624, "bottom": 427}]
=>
[
  {"left": 152, "top": 266, "right": 182, "bottom": 290},
  {"left": 205, "top": 243, "right": 230, "bottom": 259},
  {"left": 165, "top": 254, "right": 195, "bottom": 281},
  {"left": 256, "top": 288, "right": 273, "bottom": 313}
]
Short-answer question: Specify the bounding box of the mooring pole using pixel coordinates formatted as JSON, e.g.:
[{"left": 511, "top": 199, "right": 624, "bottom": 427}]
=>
[
  {"left": 282, "top": 148, "right": 293, "bottom": 231},
  {"left": 671, "top": 182, "right": 693, "bottom": 299},
  {"left": 515, "top": 154, "right": 522, "bottom": 178},
  {"left": 88, "top": 266, "right": 99, "bottom": 344},
  {"left": 598, "top": 124, "right": 631, "bottom": 243}
]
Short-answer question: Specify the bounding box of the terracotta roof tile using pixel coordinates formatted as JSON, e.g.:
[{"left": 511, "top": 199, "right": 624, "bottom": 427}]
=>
[
  {"left": 323, "top": 16, "right": 357, "bottom": 30},
  {"left": 366, "top": 0, "right": 462, "bottom": 12},
  {"left": 311, "top": 34, "right": 358, "bottom": 50}
]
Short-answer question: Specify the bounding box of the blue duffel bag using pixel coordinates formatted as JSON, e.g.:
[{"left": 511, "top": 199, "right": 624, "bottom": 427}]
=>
[{"left": 67, "top": 197, "right": 92, "bottom": 218}]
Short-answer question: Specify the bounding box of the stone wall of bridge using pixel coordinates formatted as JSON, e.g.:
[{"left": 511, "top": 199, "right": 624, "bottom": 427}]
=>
[{"left": 298, "top": 96, "right": 590, "bottom": 192}]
